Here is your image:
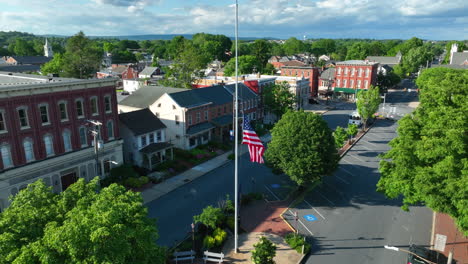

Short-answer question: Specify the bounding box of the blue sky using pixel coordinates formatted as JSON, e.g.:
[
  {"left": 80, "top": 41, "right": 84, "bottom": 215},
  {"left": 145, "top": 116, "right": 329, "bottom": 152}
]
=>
[{"left": 0, "top": 0, "right": 467, "bottom": 40}]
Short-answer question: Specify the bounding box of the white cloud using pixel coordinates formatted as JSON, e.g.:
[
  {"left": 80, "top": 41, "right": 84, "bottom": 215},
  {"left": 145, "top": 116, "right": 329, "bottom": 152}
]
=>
[{"left": 0, "top": 0, "right": 466, "bottom": 39}]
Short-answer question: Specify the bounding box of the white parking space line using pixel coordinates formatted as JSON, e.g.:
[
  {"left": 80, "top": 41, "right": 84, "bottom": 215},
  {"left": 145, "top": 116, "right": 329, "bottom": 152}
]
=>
[
  {"left": 304, "top": 200, "right": 326, "bottom": 220},
  {"left": 289, "top": 210, "right": 314, "bottom": 236},
  {"left": 361, "top": 139, "right": 378, "bottom": 147},
  {"left": 264, "top": 185, "right": 280, "bottom": 201},
  {"left": 348, "top": 154, "right": 367, "bottom": 163},
  {"left": 336, "top": 175, "right": 351, "bottom": 184},
  {"left": 316, "top": 191, "right": 335, "bottom": 206},
  {"left": 339, "top": 167, "right": 356, "bottom": 177},
  {"left": 359, "top": 145, "right": 373, "bottom": 151}
]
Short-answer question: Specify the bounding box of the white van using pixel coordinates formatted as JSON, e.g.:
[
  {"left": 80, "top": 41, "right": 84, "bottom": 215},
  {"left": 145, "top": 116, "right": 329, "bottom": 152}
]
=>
[{"left": 348, "top": 111, "right": 362, "bottom": 127}]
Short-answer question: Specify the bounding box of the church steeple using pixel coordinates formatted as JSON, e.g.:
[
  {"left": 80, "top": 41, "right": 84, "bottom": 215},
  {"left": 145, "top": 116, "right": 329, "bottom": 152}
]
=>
[{"left": 44, "top": 38, "right": 54, "bottom": 58}]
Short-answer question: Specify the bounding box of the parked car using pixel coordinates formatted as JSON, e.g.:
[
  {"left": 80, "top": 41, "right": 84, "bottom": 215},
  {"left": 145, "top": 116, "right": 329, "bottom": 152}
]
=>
[{"left": 407, "top": 245, "right": 449, "bottom": 264}]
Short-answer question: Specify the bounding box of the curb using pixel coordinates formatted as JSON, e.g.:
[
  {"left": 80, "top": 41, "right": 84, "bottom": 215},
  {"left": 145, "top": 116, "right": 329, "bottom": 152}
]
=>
[{"left": 338, "top": 119, "right": 377, "bottom": 159}]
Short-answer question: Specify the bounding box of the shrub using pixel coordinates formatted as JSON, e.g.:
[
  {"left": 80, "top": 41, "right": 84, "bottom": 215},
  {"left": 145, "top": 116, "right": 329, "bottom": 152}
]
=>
[
  {"left": 193, "top": 205, "right": 224, "bottom": 230},
  {"left": 124, "top": 176, "right": 149, "bottom": 188},
  {"left": 110, "top": 164, "right": 139, "bottom": 182},
  {"left": 226, "top": 216, "right": 235, "bottom": 231},
  {"left": 284, "top": 233, "right": 311, "bottom": 254},
  {"left": 203, "top": 235, "right": 216, "bottom": 249},
  {"left": 251, "top": 236, "right": 276, "bottom": 264},
  {"left": 227, "top": 154, "right": 235, "bottom": 160},
  {"left": 213, "top": 228, "right": 227, "bottom": 246}
]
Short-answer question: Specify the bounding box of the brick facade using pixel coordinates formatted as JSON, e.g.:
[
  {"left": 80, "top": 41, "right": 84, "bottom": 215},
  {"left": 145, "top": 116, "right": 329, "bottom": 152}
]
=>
[
  {"left": 280, "top": 66, "right": 319, "bottom": 97},
  {"left": 334, "top": 61, "right": 378, "bottom": 90}
]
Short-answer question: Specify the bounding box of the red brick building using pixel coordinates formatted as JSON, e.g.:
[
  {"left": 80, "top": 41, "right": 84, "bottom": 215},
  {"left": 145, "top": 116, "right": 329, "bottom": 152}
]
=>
[
  {"left": 281, "top": 66, "right": 320, "bottom": 97},
  {"left": 0, "top": 72, "right": 123, "bottom": 211},
  {"left": 334, "top": 60, "right": 378, "bottom": 100}
]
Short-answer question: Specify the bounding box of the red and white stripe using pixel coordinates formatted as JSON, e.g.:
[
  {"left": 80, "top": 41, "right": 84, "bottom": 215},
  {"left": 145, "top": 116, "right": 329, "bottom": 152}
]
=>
[{"left": 243, "top": 129, "right": 265, "bottom": 163}]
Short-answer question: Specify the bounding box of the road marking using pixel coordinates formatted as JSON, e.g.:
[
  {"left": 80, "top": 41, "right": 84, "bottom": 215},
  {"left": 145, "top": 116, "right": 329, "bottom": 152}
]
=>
[
  {"left": 289, "top": 210, "right": 314, "bottom": 236},
  {"left": 264, "top": 185, "right": 280, "bottom": 201},
  {"left": 342, "top": 159, "right": 363, "bottom": 170},
  {"left": 339, "top": 167, "right": 356, "bottom": 177},
  {"left": 336, "top": 175, "right": 351, "bottom": 184},
  {"left": 316, "top": 191, "right": 335, "bottom": 206},
  {"left": 304, "top": 200, "right": 326, "bottom": 220},
  {"left": 349, "top": 154, "right": 367, "bottom": 163},
  {"left": 361, "top": 139, "right": 378, "bottom": 147}
]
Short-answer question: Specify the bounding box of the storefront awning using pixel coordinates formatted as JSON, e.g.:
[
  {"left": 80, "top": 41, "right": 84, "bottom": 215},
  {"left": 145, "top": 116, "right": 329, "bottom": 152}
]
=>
[{"left": 333, "top": 87, "right": 363, "bottom": 94}]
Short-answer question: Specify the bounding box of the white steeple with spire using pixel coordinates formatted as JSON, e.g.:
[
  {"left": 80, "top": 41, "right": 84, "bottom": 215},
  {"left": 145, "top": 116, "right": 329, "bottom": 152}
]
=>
[{"left": 44, "top": 38, "right": 54, "bottom": 58}]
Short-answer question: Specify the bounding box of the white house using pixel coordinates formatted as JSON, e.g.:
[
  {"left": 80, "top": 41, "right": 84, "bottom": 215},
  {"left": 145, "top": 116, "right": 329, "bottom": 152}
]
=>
[{"left": 119, "top": 108, "right": 173, "bottom": 170}]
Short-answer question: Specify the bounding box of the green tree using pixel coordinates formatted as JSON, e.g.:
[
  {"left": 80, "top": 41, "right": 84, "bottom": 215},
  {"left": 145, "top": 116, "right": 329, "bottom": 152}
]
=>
[
  {"left": 262, "top": 82, "right": 296, "bottom": 119},
  {"left": 345, "top": 42, "right": 370, "bottom": 60},
  {"left": 265, "top": 111, "right": 339, "bottom": 187},
  {"left": 401, "top": 46, "right": 433, "bottom": 74},
  {"left": 40, "top": 53, "right": 64, "bottom": 76},
  {"left": 193, "top": 205, "right": 224, "bottom": 230},
  {"left": 62, "top": 31, "right": 102, "bottom": 78},
  {"left": 251, "top": 39, "right": 271, "bottom": 70},
  {"left": 251, "top": 236, "right": 277, "bottom": 264},
  {"left": 311, "top": 39, "right": 336, "bottom": 56},
  {"left": 0, "top": 178, "right": 166, "bottom": 263},
  {"left": 368, "top": 41, "right": 386, "bottom": 56},
  {"left": 378, "top": 68, "right": 468, "bottom": 235},
  {"left": 442, "top": 41, "right": 467, "bottom": 64},
  {"left": 333, "top": 126, "right": 348, "bottom": 148},
  {"left": 262, "top": 63, "right": 276, "bottom": 75},
  {"left": 283, "top": 37, "right": 307, "bottom": 56},
  {"left": 270, "top": 42, "right": 285, "bottom": 56},
  {"left": 103, "top": 42, "right": 115, "bottom": 52},
  {"left": 160, "top": 42, "right": 206, "bottom": 88},
  {"left": 377, "top": 71, "right": 401, "bottom": 90},
  {"left": 223, "top": 55, "right": 260, "bottom": 76},
  {"left": 13, "top": 38, "right": 35, "bottom": 56},
  {"left": 400, "top": 37, "right": 423, "bottom": 55},
  {"left": 347, "top": 124, "right": 358, "bottom": 141},
  {"left": 356, "top": 85, "right": 380, "bottom": 130}
]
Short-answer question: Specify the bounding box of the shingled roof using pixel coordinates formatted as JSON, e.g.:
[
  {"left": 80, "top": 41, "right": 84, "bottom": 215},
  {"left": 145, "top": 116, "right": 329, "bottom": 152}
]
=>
[
  {"left": 451, "top": 52, "right": 468, "bottom": 65},
  {"left": 169, "top": 85, "right": 232, "bottom": 108},
  {"left": 119, "top": 85, "right": 188, "bottom": 109},
  {"left": 119, "top": 108, "right": 166, "bottom": 136},
  {"left": 365, "top": 56, "right": 401, "bottom": 66}
]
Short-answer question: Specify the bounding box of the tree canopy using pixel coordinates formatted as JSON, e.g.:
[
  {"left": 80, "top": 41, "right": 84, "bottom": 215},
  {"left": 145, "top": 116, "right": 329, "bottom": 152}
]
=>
[
  {"left": 377, "top": 68, "right": 468, "bottom": 236},
  {"left": 0, "top": 178, "right": 166, "bottom": 263},
  {"left": 265, "top": 111, "right": 339, "bottom": 186},
  {"left": 356, "top": 85, "right": 381, "bottom": 129},
  {"left": 62, "top": 31, "right": 102, "bottom": 79},
  {"left": 262, "top": 82, "right": 296, "bottom": 119},
  {"left": 223, "top": 55, "right": 260, "bottom": 76}
]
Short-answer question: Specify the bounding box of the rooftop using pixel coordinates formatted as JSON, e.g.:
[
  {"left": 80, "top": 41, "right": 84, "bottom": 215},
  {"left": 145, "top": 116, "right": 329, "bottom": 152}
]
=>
[
  {"left": 336, "top": 60, "right": 377, "bottom": 65},
  {"left": 0, "top": 72, "right": 76, "bottom": 87},
  {"left": 119, "top": 108, "right": 166, "bottom": 136},
  {"left": 119, "top": 85, "right": 188, "bottom": 109}
]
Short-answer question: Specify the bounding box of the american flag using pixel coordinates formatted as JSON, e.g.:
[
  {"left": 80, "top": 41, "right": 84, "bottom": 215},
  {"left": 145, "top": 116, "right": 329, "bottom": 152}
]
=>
[{"left": 242, "top": 115, "right": 265, "bottom": 163}]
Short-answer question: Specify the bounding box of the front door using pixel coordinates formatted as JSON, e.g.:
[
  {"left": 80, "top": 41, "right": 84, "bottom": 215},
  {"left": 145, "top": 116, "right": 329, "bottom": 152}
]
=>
[{"left": 61, "top": 172, "right": 78, "bottom": 191}]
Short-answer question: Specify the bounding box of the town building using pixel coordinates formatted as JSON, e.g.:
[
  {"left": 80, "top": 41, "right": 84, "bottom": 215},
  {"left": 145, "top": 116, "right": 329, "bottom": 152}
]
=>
[
  {"left": 118, "top": 85, "right": 188, "bottom": 113},
  {"left": 334, "top": 60, "right": 379, "bottom": 100},
  {"left": 318, "top": 68, "right": 336, "bottom": 97},
  {"left": 0, "top": 72, "right": 123, "bottom": 211},
  {"left": 280, "top": 66, "right": 319, "bottom": 97},
  {"left": 365, "top": 51, "right": 402, "bottom": 68},
  {"left": 119, "top": 108, "right": 173, "bottom": 171},
  {"left": 138, "top": 66, "right": 161, "bottom": 79}
]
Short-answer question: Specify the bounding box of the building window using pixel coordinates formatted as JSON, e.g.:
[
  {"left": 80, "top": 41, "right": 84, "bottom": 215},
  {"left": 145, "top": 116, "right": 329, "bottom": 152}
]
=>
[
  {"left": 358, "top": 68, "right": 362, "bottom": 77},
  {"left": 90, "top": 97, "right": 98, "bottom": 115},
  {"left": 204, "top": 110, "right": 208, "bottom": 120},
  {"left": 357, "top": 80, "right": 361, "bottom": 88},
  {"left": 104, "top": 95, "right": 112, "bottom": 113},
  {"left": 79, "top": 126, "right": 87, "bottom": 147},
  {"left": 343, "top": 79, "right": 347, "bottom": 87},
  {"left": 107, "top": 120, "right": 114, "bottom": 139},
  {"left": 196, "top": 112, "right": 201, "bottom": 122},
  {"left": 158, "top": 103, "right": 161, "bottom": 107},
  {"left": 157, "top": 131, "right": 162, "bottom": 142},
  {"left": 1, "top": 144, "right": 13, "bottom": 168},
  {"left": 351, "top": 68, "right": 355, "bottom": 76},
  {"left": 104, "top": 159, "right": 111, "bottom": 175},
  {"left": 39, "top": 104, "right": 50, "bottom": 124},
  {"left": 365, "top": 68, "right": 370, "bottom": 77},
  {"left": 43, "top": 134, "right": 54, "bottom": 157},
  {"left": 141, "top": 136, "right": 147, "bottom": 147},
  {"left": 336, "top": 79, "right": 341, "bottom": 87},
  {"left": 63, "top": 130, "right": 72, "bottom": 152},
  {"left": 58, "top": 102, "right": 68, "bottom": 121},
  {"left": 76, "top": 99, "right": 84, "bottom": 118},
  {"left": 350, "top": 80, "right": 354, "bottom": 88},
  {"left": 344, "top": 68, "right": 348, "bottom": 75},
  {"left": 188, "top": 114, "right": 192, "bottom": 125},
  {"left": 149, "top": 133, "right": 154, "bottom": 143},
  {"left": 172, "top": 105, "right": 176, "bottom": 110},
  {"left": 189, "top": 137, "right": 196, "bottom": 147},
  {"left": 17, "top": 107, "right": 29, "bottom": 128},
  {"left": 365, "top": 80, "right": 369, "bottom": 89},
  {"left": 252, "top": 112, "right": 256, "bottom": 120},
  {"left": 337, "top": 67, "right": 341, "bottom": 75},
  {"left": 23, "top": 138, "right": 34, "bottom": 162},
  {"left": 0, "top": 110, "right": 6, "bottom": 133},
  {"left": 175, "top": 115, "right": 180, "bottom": 125}
]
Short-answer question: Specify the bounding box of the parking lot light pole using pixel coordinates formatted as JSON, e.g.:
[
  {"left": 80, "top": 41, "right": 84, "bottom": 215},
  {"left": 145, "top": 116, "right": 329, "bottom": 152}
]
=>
[{"left": 384, "top": 245, "right": 436, "bottom": 264}]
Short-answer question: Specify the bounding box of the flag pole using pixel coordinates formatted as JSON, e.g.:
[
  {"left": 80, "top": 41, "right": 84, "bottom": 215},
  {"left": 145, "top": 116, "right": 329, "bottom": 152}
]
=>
[{"left": 234, "top": 0, "right": 239, "bottom": 253}]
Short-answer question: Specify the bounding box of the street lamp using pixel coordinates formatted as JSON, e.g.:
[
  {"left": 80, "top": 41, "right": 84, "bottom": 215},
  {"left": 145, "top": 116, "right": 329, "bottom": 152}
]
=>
[
  {"left": 326, "top": 77, "right": 334, "bottom": 105},
  {"left": 384, "top": 245, "right": 436, "bottom": 264}
]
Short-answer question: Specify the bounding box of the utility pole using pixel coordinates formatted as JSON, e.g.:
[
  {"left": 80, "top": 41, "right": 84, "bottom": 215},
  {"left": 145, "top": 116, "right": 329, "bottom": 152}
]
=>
[{"left": 87, "top": 120, "right": 102, "bottom": 178}]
